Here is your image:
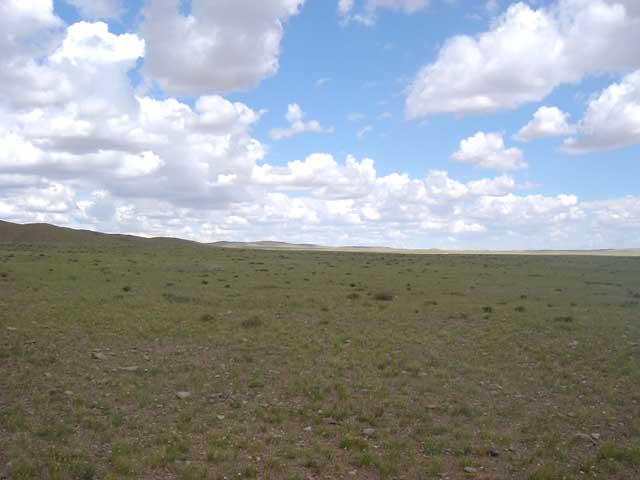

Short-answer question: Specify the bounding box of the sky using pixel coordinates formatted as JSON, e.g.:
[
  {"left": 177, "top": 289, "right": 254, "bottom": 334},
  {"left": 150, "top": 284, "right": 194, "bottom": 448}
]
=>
[{"left": 0, "top": 0, "right": 639, "bottom": 249}]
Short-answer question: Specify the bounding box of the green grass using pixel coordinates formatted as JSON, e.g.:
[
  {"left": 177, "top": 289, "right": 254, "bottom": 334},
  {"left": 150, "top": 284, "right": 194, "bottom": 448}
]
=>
[{"left": 1, "top": 243, "right": 639, "bottom": 479}]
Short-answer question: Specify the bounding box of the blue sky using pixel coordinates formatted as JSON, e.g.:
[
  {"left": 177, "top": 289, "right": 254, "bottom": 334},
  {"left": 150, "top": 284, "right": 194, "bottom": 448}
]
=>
[{"left": 0, "top": 0, "right": 638, "bottom": 249}]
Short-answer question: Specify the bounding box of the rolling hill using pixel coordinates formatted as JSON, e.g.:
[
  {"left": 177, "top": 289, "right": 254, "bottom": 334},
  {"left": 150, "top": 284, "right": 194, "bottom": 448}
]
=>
[{"left": 0, "top": 220, "right": 192, "bottom": 246}]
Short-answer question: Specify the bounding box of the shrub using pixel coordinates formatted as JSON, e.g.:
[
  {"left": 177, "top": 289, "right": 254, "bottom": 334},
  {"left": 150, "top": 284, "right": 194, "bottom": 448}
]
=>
[
  {"left": 598, "top": 442, "right": 640, "bottom": 465},
  {"left": 373, "top": 292, "right": 394, "bottom": 301},
  {"left": 241, "top": 316, "right": 263, "bottom": 328}
]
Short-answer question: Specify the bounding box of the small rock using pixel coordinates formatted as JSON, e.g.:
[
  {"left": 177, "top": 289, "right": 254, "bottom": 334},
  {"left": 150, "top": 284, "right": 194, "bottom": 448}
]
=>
[
  {"left": 591, "top": 433, "right": 601, "bottom": 441},
  {"left": 575, "top": 432, "right": 593, "bottom": 442},
  {"left": 426, "top": 404, "right": 438, "bottom": 410},
  {"left": 488, "top": 448, "right": 499, "bottom": 457},
  {"left": 92, "top": 352, "right": 107, "bottom": 360},
  {"left": 6, "top": 327, "right": 16, "bottom": 331},
  {"left": 303, "top": 426, "right": 313, "bottom": 432},
  {"left": 323, "top": 417, "right": 339, "bottom": 425},
  {"left": 463, "top": 466, "right": 477, "bottom": 473},
  {"left": 362, "top": 428, "right": 376, "bottom": 437},
  {"left": 176, "top": 391, "right": 192, "bottom": 400},
  {"left": 64, "top": 390, "right": 74, "bottom": 396},
  {"left": 217, "top": 414, "right": 225, "bottom": 420},
  {"left": 120, "top": 366, "right": 140, "bottom": 372}
]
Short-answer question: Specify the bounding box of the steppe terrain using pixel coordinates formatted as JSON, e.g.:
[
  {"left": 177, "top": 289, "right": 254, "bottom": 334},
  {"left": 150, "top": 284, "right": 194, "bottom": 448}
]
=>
[{"left": 1, "top": 221, "right": 639, "bottom": 479}]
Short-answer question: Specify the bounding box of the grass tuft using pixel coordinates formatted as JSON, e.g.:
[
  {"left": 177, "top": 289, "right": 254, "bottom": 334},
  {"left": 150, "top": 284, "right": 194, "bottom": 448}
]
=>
[
  {"left": 241, "top": 315, "right": 263, "bottom": 328},
  {"left": 373, "top": 291, "right": 394, "bottom": 301}
]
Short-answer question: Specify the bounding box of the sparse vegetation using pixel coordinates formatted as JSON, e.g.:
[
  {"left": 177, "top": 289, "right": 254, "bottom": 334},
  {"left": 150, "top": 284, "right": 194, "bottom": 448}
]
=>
[
  {"left": 0, "top": 238, "right": 639, "bottom": 479},
  {"left": 241, "top": 315, "right": 263, "bottom": 328},
  {"left": 373, "top": 291, "right": 394, "bottom": 301}
]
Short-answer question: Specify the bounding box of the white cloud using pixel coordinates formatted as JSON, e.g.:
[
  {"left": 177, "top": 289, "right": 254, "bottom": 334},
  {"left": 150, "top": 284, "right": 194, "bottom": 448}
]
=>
[
  {"left": 0, "top": 179, "right": 75, "bottom": 224},
  {"left": 467, "top": 193, "right": 585, "bottom": 241},
  {"left": 115, "top": 152, "right": 164, "bottom": 178},
  {"left": 485, "top": 0, "right": 500, "bottom": 12},
  {"left": 467, "top": 175, "right": 517, "bottom": 196},
  {"left": 51, "top": 22, "right": 144, "bottom": 65},
  {"left": 452, "top": 132, "right": 526, "bottom": 171},
  {"left": 65, "top": 0, "right": 123, "bottom": 19},
  {"left": 406, "top": 0, "right": 640, "bottom": 117},
  {"left": 270, "top": 104, "right": 334, "bottom": 140},
  {"left": 315, "top": 78, "right": 331, "bottom": 88},
  {"left": 563, "top": 69, "right": 640, "bottom": 153},
  {"left": 0, "top": 0, "right": 60, "bottom": 37},
  {"left": 0, "top": 0, "right": 66, "bottom": 109},
  {"left": 338, "top": 0, "right": 355, "bottom": 15},
  {"left": 140, "top": 0, "right": 305, "bottom": 96},
  {"left": 515, "top": 106, "right": 576, "bottom": 142},
  {"left": 357, "top": 125, "right": 374, "bottom": 139},
  {"left": 339, "top": 0, "right": 429, "bottom": 26},
  {"left": 0, "top": 17, "right": 266, "bottom": 208},
  {"left": 588, "top": 195, "right": 640, "bottom": 231}
]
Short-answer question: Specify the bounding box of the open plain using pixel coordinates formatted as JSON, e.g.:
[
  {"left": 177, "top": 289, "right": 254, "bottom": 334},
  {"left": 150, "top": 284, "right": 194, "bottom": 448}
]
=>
[{"left": 1, "top": 225, "right": 640, "bottom": 479}]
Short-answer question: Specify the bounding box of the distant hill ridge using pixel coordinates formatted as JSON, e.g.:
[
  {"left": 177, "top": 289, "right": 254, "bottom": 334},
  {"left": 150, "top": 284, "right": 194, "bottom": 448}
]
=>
[
  {"left": 0, "top": 220, "right": 192, "bottom": 246},
  {"left": 1, "top": 220, "right": 639, "bottom": 255},
  {"left": 210, "top": 240, "right": 322, "bottom": 249}
]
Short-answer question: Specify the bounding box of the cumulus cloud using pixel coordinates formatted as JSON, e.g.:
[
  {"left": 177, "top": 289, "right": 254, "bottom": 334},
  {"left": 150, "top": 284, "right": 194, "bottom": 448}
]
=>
[
  {"left": 515, "top": 106, "right": 576, "bottom": 142},
  {"left": 140, "top": 0, "right": 305, "bottom": 96},
  {"left": 452, "top": 132, "right": 527, "bottom": 171},
  {"left": 0, "top": 0, "right": 60, "bottom": 39},
  {"left": 406, "top": 0, "right": 640, "bottom": 117},
  {"left": 0, "top": 16, "right": 265, "bottom": 208},
  {"left": 0, "top": 0, "right": 66, "bottom": 109},
  {"left": 50, "top": 21, "right": 144, "bottom": 67},
  {"left": 563, "top": 70, "right": 640, "bottom": 153},
  {"left": 270, "top": 104, "right": 334, "bottom": 140},
  {"left": 339, "top": 0, "right": 429, "bottom": 26}
]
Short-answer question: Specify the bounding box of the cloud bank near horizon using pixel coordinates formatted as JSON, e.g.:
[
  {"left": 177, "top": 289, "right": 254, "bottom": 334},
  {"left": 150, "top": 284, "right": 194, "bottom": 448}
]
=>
[{"left": 0, "top": 0, "right": 638, "bottom": 250}]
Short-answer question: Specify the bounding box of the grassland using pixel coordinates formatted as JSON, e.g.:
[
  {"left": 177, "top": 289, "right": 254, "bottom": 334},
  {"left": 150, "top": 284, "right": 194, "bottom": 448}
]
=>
[{"left": 1, "top": 236, "right": 640, "bottom": 479}]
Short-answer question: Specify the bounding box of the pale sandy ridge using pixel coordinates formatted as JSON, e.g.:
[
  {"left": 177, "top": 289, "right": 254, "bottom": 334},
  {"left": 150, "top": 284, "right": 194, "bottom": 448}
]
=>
[{"left": 210, "top": 241, "right": 640, "bottom": 257}]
